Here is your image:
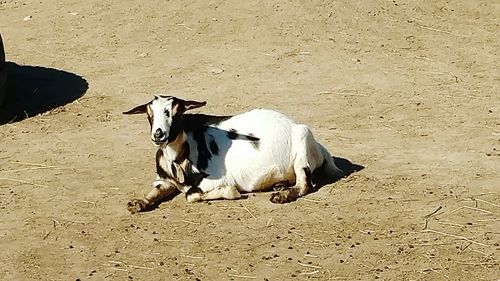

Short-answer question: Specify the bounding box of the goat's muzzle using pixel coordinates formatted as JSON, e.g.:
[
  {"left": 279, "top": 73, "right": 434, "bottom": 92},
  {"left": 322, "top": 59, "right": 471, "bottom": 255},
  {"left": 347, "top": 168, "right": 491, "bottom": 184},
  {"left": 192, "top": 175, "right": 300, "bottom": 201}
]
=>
[{"left": 153, "top": 128, "right": 167, "bottom": 145}]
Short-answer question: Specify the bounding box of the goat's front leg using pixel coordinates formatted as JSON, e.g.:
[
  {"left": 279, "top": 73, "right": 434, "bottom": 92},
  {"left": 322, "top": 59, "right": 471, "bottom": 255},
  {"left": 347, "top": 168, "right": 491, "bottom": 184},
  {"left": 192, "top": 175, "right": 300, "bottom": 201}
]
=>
[
  {"left": 127, "top": 180, "right": 179, "bottom": 213},
  {"left": 185, "top": 178, "right": 241, "bottom": 203}
]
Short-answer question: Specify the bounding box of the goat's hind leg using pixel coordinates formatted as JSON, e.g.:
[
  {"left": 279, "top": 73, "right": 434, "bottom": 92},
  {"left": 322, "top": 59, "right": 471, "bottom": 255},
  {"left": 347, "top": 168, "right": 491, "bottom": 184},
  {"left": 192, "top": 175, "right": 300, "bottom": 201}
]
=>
[
  {"left": 270, "top": 167, "right": 313, "bottom": 203},
  {"left": 270, "top": 124, "right": 318, "bottom": 204},
  {"left": 127, "top": 180, "right": 179, "bottom": 213}
]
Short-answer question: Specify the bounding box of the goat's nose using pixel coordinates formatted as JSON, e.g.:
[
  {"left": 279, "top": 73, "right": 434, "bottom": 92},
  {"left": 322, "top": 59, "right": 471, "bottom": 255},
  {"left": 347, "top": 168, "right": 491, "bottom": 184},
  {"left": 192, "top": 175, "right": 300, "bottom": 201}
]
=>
[{"left": 154, "top": 129, "right": 165, "bottom": 139}]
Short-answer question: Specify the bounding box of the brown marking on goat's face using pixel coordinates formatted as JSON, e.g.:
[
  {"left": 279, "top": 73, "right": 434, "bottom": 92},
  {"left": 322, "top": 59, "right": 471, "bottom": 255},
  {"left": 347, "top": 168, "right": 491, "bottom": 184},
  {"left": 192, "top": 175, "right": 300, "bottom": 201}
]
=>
[{"left": 146, "top": 104, "right": 154, "bottom": 128}]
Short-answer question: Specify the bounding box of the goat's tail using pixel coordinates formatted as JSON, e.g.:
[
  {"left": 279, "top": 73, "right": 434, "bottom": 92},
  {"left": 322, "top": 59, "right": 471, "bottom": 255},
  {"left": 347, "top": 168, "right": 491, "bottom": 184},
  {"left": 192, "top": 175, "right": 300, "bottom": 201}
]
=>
[{"left": 318, "top": 143, "right": 344, "bottom": 179}]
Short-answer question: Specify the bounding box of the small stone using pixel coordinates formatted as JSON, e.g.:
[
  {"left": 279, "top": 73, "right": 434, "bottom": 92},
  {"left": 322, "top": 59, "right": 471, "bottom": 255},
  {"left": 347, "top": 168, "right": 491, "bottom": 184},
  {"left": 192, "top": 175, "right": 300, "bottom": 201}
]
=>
[
  {"left": 23, "top": 15, "right": 32, "bottom": 21},
  {"left": 210, "top": 68, "right": 224, "bottom": 75}
]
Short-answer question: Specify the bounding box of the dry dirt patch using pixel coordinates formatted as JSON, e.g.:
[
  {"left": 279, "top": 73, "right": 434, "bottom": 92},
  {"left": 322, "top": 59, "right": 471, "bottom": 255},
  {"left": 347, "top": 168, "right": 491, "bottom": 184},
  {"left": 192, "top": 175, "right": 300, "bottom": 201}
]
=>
[{"left": 0, "top": 0, "right": 498, "bottom": 280}]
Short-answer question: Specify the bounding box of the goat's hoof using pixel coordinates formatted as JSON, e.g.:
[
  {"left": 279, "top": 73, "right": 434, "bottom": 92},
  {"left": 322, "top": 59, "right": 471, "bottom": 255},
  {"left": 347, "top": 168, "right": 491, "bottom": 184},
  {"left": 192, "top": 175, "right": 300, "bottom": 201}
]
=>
[
  {"left": 270, "top": 191, "right": 290, "bottom": 204},
  {"left": 127, "top": 199, "right": 148, "bottom": 214},
  {"left": 185, "top": 187, "right": 203, "bottom": 203},
  {"left": 224, "top": 186, "right": 242, "bottom": 200},
  {"left": 270, "top": 189, "right": 301, "bottom": 204}
]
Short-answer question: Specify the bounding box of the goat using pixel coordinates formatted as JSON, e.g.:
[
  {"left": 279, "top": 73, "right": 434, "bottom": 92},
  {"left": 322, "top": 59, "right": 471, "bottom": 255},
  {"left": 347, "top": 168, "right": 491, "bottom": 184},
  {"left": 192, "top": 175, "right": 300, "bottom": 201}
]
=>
[{"left": 123, "top": 95, "right": 343, "bottom": 213}]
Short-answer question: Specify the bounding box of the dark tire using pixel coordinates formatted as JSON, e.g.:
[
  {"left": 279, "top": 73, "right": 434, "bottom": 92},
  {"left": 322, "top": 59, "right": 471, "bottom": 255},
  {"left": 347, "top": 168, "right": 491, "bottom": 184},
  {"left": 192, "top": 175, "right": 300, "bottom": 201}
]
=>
[{"left": 0, "top": 33, "right": 6, "bottom": 107}]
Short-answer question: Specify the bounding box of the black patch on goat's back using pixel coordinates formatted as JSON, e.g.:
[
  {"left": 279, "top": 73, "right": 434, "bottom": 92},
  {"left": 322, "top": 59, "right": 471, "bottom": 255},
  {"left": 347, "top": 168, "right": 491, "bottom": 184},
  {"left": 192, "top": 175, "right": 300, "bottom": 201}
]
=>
[
  {"left": 183, "top": 114, "right": 232, "bottom": 132},
  {"left": 248, "top": 133, "right": 260, "bottom": 150},
  {"left": 227, "top": 129, "right": 260, "bottom": 143},
  {"left": 209, "top": 139, "right": 219, "bottom": 155},
  {"left": 156, "top": 149, "right": 168, "bottom": 179},
  {"left": 227, "top": 128, "right": 238, "bottom": 140}
]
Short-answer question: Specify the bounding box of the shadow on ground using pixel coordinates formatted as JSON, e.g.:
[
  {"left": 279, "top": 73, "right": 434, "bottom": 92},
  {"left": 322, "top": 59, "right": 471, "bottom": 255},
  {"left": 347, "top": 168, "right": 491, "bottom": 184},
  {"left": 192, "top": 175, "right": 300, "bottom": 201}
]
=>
[
  {"left": 0, "top": 62, "right": 88, "bottom": 125},
  {"left": 132, "top": 155, "right": 364, "bottom": 213},
  {"left": 312, "top": 156, "right": 365, "bottom": 190}
]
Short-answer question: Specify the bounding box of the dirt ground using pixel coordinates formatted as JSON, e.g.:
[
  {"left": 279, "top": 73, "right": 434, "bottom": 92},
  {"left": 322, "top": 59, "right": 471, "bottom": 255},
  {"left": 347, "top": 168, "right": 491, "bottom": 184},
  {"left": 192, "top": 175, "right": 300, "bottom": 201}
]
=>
[{"left": 0, "top": 0, "right": 498, "bottom": 280}]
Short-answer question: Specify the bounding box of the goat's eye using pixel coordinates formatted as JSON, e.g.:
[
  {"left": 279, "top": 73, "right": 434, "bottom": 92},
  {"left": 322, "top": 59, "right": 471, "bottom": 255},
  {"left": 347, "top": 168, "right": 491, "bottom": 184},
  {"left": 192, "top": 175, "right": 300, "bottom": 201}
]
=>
[{"left": 164, "top": 109, "right": 170, "bottom": 117}]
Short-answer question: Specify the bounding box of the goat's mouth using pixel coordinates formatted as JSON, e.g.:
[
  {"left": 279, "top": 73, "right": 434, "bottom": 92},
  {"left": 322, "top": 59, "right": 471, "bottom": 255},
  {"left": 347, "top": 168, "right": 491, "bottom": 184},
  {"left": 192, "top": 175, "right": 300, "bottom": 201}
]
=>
[{"left": 152, "top": 138, "right": 168, "bottom": 146}]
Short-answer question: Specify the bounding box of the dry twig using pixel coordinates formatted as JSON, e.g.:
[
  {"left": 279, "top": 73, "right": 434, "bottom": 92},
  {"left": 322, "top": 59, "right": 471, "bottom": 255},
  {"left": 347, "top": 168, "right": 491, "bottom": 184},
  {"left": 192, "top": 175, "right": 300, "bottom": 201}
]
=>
[
  {"left": 423, "top": 206, "right": 443, "bottom": 230},
  {"left": 181, "top": 220, "right": 200, "bottom": 225},
  {"left": 422, "top": 254, "right": 450, "bottom": 280},
  {"left": 301, "top": 270, "right": 320, "bottom": 275},
  {"left": 266, "top": 218, "right": 272, "bottom": 229},
  {"left": 298, "top": 262, "right": 322, "bottom": 269},
  {"left": 228, "top": 274, "right": 257, "bottom": 279},
  {"left": 422, "top": 229, "right": 487, "bottom": 247},
  {"left": 320, "top": 91, "right": 368, "bottom": 97},
  {"left": 449, "top": 206, "right": 493, "bottom": 215},
  {"left": 474, "top": 198, "right": 500, "bottom": 208},
  {"left": 108, "top": 261, "right": 153, "bottom": 270},
  {"left": 0, "top": 177, "right": 48, "bottom": 188},
  {"left": 418, "top": 25, "right": 466, "bottom": 37},
  {"left": 241, "top": 205, "right": 256, "bottom": 219}
]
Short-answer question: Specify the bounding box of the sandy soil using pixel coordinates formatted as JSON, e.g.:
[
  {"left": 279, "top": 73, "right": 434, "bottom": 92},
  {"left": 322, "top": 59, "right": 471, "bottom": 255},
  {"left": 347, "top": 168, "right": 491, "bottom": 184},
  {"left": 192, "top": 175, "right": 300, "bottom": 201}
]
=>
[{"left": 0, "top": 0, "right": 499, "bottom": 280}]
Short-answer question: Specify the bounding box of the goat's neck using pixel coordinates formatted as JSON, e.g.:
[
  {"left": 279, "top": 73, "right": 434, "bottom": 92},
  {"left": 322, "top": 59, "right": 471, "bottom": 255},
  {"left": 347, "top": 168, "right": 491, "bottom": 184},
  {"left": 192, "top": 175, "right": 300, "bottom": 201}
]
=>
[{"left": 161, "top": 132, "right": 188, "bottom": 163}]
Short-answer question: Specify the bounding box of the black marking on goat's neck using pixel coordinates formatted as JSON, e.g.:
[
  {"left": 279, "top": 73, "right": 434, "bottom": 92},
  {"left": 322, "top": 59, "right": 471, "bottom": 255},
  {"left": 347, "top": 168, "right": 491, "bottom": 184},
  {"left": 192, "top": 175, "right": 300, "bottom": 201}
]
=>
[{"left": 182, "top": 114, "right": 232, "bottom": 171}]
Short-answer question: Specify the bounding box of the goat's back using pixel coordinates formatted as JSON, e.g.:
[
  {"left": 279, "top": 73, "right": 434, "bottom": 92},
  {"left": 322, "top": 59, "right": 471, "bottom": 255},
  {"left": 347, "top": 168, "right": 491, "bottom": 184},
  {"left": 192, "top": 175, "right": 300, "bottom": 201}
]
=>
[{"left": 206, "top": 109, "right": 301, "bottom": 191}]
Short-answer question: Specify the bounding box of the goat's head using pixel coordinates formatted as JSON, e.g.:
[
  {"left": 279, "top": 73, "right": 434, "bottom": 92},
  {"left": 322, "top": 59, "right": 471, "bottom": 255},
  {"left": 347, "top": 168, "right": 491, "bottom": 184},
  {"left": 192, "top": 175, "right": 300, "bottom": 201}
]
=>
[{"left": 123, "top": 95, "right": 206, "bottom": 146}]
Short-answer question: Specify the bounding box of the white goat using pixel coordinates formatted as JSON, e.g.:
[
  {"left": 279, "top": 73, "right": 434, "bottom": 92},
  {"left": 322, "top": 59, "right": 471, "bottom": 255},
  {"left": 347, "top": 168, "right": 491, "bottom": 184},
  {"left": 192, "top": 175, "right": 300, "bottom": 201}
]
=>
[{"left": 124, "top": 96, "right": 343, "bottom": 213}]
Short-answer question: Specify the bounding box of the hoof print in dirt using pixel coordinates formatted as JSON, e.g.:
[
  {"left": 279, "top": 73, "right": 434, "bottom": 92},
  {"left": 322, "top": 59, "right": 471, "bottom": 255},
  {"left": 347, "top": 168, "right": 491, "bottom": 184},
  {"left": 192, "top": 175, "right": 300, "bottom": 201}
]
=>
[{"left": 127, "top": 199, "right": 148, "bottom": 214}]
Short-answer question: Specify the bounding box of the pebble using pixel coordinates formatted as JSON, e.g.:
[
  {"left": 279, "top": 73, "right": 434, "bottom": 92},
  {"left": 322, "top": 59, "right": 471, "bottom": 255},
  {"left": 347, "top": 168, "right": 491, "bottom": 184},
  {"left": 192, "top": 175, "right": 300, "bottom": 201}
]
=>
[{"left": 210, "top": 68, "right": 224, "bottom": 75}]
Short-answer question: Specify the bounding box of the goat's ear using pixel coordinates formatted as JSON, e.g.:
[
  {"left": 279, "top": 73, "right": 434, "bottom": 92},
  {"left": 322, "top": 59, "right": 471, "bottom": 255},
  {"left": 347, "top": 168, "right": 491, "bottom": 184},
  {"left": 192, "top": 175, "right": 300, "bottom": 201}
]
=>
[
  {"left": 123, "top": 103, "right": 149, "bottom": 115},
  {"left": 182, "top": 100, "right": 207, "bottom": 111}
]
